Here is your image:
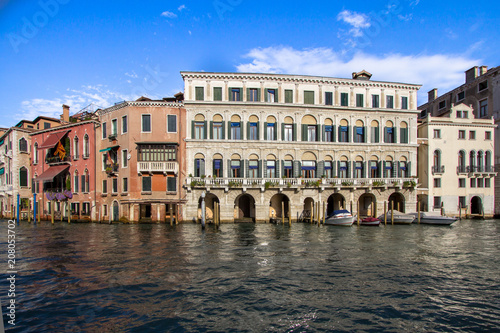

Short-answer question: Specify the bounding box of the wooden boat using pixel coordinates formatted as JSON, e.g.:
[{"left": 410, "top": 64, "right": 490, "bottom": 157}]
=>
[
  {"left": 360, "top": 217, "right": 380, "bottom": 226},
  {"left": 325, "top": 210, "right": 355, "bottom": 226},
  {"left": 377, "top": 212, "right": 415, "bottom": 224},
  {"left": 410, "top": 212, "right": 457, "bottom": 225}
]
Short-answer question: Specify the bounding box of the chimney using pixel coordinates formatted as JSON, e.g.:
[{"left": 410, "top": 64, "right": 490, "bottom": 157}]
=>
[
  {"left": 465, "top": 66, "right": 479, "bottom": 83},
  {"left": 62, "top": 104, "right": 70, "bottom": 122},
  {"left": 479, "top": 66, "right": 488, "bottom": 76},
  {"left": 428, "top": 88, "right": 438, "bottom": 103}
]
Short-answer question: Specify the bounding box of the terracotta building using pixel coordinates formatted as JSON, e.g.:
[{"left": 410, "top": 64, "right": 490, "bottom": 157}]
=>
[{"left": 96, "top": 96, "right": 186, "bottom": 223}]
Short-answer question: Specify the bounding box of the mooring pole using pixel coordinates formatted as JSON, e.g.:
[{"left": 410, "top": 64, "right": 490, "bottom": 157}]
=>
[
  {"left": 391, "top": 201, "right": 394, "bottom": 225},
  {"left": 282, "top": 201, "right": 285, "bottom": 225},
  {"left": 170, "top": 204, "right": 173, "bottom": 226},
  {"left": 418, "top": 201, "right": 421, "bottom": 224},
  {"left": 201, "top": 191, "right": 206, "bottom": 230},
  {"left": 33, "top": 193, "right": 37, "bottom": 225},
  {"left": 16, "top": 193, "right": 20, "bottom": 225},
  {"left": 322, "top": 202, "right": 325, "bottom": 225},
  {"left": 384, "top": 201, "right": 387, "bottom": 225},
  {"left": 51, "top": 201, "right": 54, "bottom": 224},
  {"left": 68, "top": 202, "right": 71, "bottom": 224}
]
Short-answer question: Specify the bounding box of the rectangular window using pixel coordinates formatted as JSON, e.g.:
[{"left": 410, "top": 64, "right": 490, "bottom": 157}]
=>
[
  {"left": 44, "top": 122, "right": 51, "bottom": 129},
  {"left": 231, "top": 160, "right": 241, "bottom": 178},
  {"left": 231, "top": 122, "right": 241, "bottom": 140},
  {"left": 123, "top": 178, "right": 128, "bottom": 192},
  {"left": 213, "top": 159, "right": 222, "bottom": 177},
  {"left": 137, "top": 144, "right": 177, "bottom": 162},
  {"left": 102, "top": 180, "right": 107, "bottom": 194},
  {"left": 213, "top": 122, "right": 223, "bottom": 139},
  {"left": 459, "top": 196, "right": 466, "bottom": 209},
  {"left": 284, "top": 124, "right": 293, "bottom": 141},
  {"left": 433, "top": 196, "right": 441, "bottom": 209},
  {"left": 167, "top": 177, "right": 176, "bottom": 192},
  {"left": 458, "top": 130, "right": 465, "bottom": 139},
  {"left": 285, "top": 90, "right": 293, "bottom": 103},
  {"left": 469, "top": 131, "right": 476, "bottom": 140},
  {"left": 457, "top": 91, "right": 465, "bottom": 101},
  {"left": 249, "top": 123, "right": 258, "bottom": 140},
  {"left": 401, "top": 96, "right": 408, "bottom": 110},
  {"left": 470, "top": 178, "right": 476, "bottom": 188},
  {"left": 122, "top": 149, "right": 128, "bottom": 168},
  {"left": 248, "top": 88, "right": 258, "bottom": 102},
  {"left": 142, "top": 114, "right": 151, "bottom": 132},
  {"left": 103, "top": 204, "right": 107, "bottom": 216},
  {"left": 325, "top": 92, "right": 333, "bottom": 105},
  {"left": 477, "top": 178, "right": 484, "bottom": 188},
  {"left": 266, "top": 123, "right": 275, "bottom": 141},
  {"left": 112, "top": 178, "right": 118, "bottom": 193},
  {"left": 386, "top": 96, "right": 394, "bottom": 109},
  {"left": 456, "top": 110, "right": 462, "bottom": 118},
  {"left": 266, "top": 160, "right": 276, "bottom": 178},
  {"left": 341, "top": 93, "right": 349, "bottom": 106},
  {"left": 372, "top": 95, "right": 380, "bottom": 108},
  {"left": 195, "top": 87, "right": 204, "bottom": 101},
  {"left": 111, "top": 119, "right": 117, "bottom": 136},
  {"left": 355, "top": 126, "right": 364, "bottom": 143},
  {"left": 248, "top": 160, "right": 259, "bottom": 178},
  {"left": 283, "top": 161, "right": 293, "bottom": 178},
  {"left": 122, "top": 116, "right": 128, "bottom": 134},
  {"left": 167, "top": 115, "right": 177, "bottom": 133},
  {"left": 459, "top": 178, "right": 466, "bottom": 188},
  {"left": 230, "top": 88, "right": 241, "bottom": 101},
  {"left": 479, "top": 99, "right": 488, "bottom": 118},
  {"left": 478, "top": 80, "right": 488, "bottom": 91},
  {"left": 340, "top": 126, "right": 349, "bottom": 142},
  {"left": 266, "top": 89, "right": 276, "bottom": 102},
  {"left": 434, "top": 178, "right": 441, "bottom": 188},
  {"left": 356, "top": 94, "right": 364, "bottom": 107},
  {"left": 304, "top": 91, "right": 314, "bottom": 104},
  {"left": 74, "top": 174, "right": 79, "bottom": 193},
  {"left": 433, "top": 129, "right": 441, "bottom": 138},
  {"left": 102, "top": 122, "right": 107, "bottom": 139},
  {"left": 142, "top": 176, "right": 152, "bottom": 192},
  {"left": 213, "top": 87, "right": 222, "bottom": 101},
  {"left": 307, "top": 125, "right": 317, "bottom": 142},
  {"left": 194, "top": 122, "right": 205, "bottom": 139},
  {"left": 324, "top": 125, "right": 333, "bottom": 142},
  {"left": 438, "top": 100, "right": 446, "bottom": 110},
  {"left": 485, "top": 178, "right": 491, "bottom": 188},
  {"left": 81, "top": 175, "right": 86, "bottom": 193},
  {"left": 485, "top": 131, "right": 491, "bottom": 140}
]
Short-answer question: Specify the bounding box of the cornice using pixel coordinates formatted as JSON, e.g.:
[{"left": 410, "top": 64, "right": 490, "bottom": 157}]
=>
[
  {"left": 98, "top": 101, "right": 185, "bottom": 116},
  {"left": 29, "top": 120, "right": 99, "bottom": 136},
  {"left": 180, "top": 72, "right": 421, "bottom": 91}
]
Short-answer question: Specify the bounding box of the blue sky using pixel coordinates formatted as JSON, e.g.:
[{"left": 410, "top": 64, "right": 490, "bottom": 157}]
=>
[{"left": 0, "top": 0, "right": 498, "bottom": 127}]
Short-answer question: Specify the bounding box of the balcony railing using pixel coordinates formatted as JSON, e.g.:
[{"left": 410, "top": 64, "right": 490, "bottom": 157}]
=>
[
  {"left": 0, "top": 185, "right": 13, "bottom": 193},
  {"left": 138, "top": 161, "right": 178, "bottom": 174},
  {"left": 105, "top": 163, "right": 119, "bottom": 174},
  {"left": 467, "top": 165, "right": 495, "bottom": 173},
  {"left": 431, "top": 165, "right": 445, "bottom": 174},
  {"left": 46, "top": 155, "right": 71, "bottom": 164},
  {"left": 108, "top": 133, "right": 117, "bottom": 140},
  {"left": 186, "top": 177, "right": 417, "bottom": 190},
  {"left": 457, "top": 166, "right": 467, "bottom": 174}
]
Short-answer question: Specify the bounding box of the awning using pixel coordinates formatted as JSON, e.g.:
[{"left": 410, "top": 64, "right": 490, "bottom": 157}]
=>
[
  {"left": 38, "top": 130, "right": 71, "bottom": 149},
  {"left": 0, "top": 168, "right": 4, "bottom": 175},
  {"left": 99, "top": 145, "right": 120, "bottom": 152},
  {"left": 36, "top": 165, "right": 70, "bottom": 182}
]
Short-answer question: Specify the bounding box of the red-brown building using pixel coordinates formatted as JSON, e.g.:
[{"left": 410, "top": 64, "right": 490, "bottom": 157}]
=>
[
  {"left": 31, "top": 115, "right": 99, "bottom": 221},
  {"left": 96, "top": 96, "right": 186, "bottom": 222}
]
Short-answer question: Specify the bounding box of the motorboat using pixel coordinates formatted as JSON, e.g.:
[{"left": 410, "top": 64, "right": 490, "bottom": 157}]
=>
[
  {"left": 325, "top": 210, "right": 355, "bottom": 226},
  {"left": 409, "top": 212, "right": 457, "bottom": 225},
  {"left": 377, "top": 212, "right": 415, "bottom": 224},
  {"left": 360, "top": 217, "right": 380, "bottom": 226}
]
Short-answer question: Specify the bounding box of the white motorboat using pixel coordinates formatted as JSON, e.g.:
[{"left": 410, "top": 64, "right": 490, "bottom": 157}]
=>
[
  {"left": 325, "top": 210, "right": 355, "bottom": 226},
  {"left": 377, "top": 212, "right": 415, "bottom": 224},
  {"left": 410, "top": 212, "right": 457, "bottom": 225}
]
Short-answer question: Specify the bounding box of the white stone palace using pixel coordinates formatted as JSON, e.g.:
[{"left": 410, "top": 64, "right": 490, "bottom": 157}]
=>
[{"left": 181, "top": 71, "right": 421, "bottom": 223}]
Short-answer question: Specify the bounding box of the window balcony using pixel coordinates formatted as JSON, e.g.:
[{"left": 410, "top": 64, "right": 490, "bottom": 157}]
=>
[
  {"left": 46, "top": 155, "right": 71, "bottom": 165},
  {"left": 467, "top": 165, "right": 496, "bottom": 176},
  {"left": 185, "top": 177, "right": 417, "bottom": 191},
  {"left": 108, "top": 133, "right": 117, "bottom": 140},
  {"left": 457, "top": 166, "right": 467, "bottom": 174},
  {"left": 431, "top": 166, "right": 445, "bottom": 174},
  {"left": 137, "top": 161, "right": 178, "bottom": 175},
  {"left": 105, "top": 163, "right": 119, "bottom": 175}
]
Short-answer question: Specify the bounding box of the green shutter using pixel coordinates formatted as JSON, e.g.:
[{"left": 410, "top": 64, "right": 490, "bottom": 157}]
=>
[
  {"left": 227, "top": 160, "right": 231, "bottom": 178},
  {"left": 257, "top": 122, "right": 260, "bottom": 140},
  {"left": 293, "top": 161, "right": 301, "bottom": 178},
  {"left": 281, "top": 123, "right": 285, "bottom": 141},
  {"left": 337, "top": 161, "right": 341, "bottom": 177},
  {"left": 407, "top": 162, "right": 411, "bottom": 177},
  {"left": 364, "top": 126, "right": 367, "bottom": 143},
  {"left": 258, "top": 160, "right": 262, "bottom": 178},
  {"left": 244, "top": 160, "right": 248, "bottom": 178},
  {"left": 293, "top": 124, "right": 297, "bottom": 141},
  {"left": 392, "top": 162, "right": 397, "bottom": 178},
  {"left": 228, "top": 87, "right": 232, "bottom": 101},
  {"left": 264, "top": 122, "right": 268, "bottom": 140},
  {"left": 302, "top": 124, "right": 307, "bottom": 141},
  {"left": 304, "top": 91, "right": 314, "bottom": 104},
  {"left": 274, "top": 89, "right": 278, "bottom": 103},
  {"left": 321, "top": 125, "right": 325, "bottom": 142},
  {"left": 285, "top": 90, "right": 293, "bottom": 103},
  {"left": 375, "top": 127, "right": 379, "bottom": 143},
  {"left": 227, "top": 121, "right": 231, "bottom": 139},
  {"left": 209, "top": 121, "right": 213, "bottom": 139},
  {"left": 240, "top": 122, "right": 243, "bottom": 139},
  {"left": 221, "top": 121, "right": 225, "bottom": 139},
  {"left": 353, "top": 126, "right": 357, "bottom": 143},
  {"left": 393, "top": 127, "right": 398, "bottom": 143},
  {"left": 331, "top": 160, "right": 336, "bottom": 177},
  {"left": 281, "top": 160, "right": 285, "bottom": 177},
  {"left": 246, "top": 88, "right": 250, "bottom": 101},
  {"left": 191, "top": 121, "right": 195, "bottom": 139},
  {"left": 275, "top": 160, "right": 280, "bottom": 177},
  {"left": 204, "top": 121, "right": 207, "bottom": 139},
  {"left": 316, "top": 125, "right": 320, "bottom": 141},
  {"left": 247, "top": 122, "right": 251, "bottom": 140},
  {"left": 332, "top": 125, "right": 336, "bottom": 142},
  {"left": 317, "top": 161, "right": 324, "bottom": 177},
  {"left": 195, "top": 87, "right": 204, "bottom": 101},
  {"left": 214, "top": 87, "right": 222, "bottom": 101},
  {"left": 362, "top": 162, "right": 367, "bottom": 178},
  {"left": 264, "top": 89, "right": 269, "bottom": 102},
  {"left": 201, "top": 159, "right": 205, "bottom": 176}
]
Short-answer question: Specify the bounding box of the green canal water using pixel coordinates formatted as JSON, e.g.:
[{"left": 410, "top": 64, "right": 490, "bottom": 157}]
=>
[{"left": 1, "top": 219, "right": 499, "bottom": 332}]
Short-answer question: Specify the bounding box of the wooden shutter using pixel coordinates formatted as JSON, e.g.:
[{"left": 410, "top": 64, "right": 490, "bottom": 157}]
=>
[
  {"left": 281, "top": 123, "right": 285, "bottom": 141},
  {"left": 203, "top": 121, "right": 207, "bottom": 139},
  {"left": 258, "top": 160, "right": 262, "bottom": 178},
  {"left": 209, "top": 121, "right": 213, "bottom": 139},
  {"left": 247, "top": 122, "right": 251, "bottom": 140},
  {"left": 221, "top": 122, "right": 226, "bottom": 140},
  {"left": 293, "top": 124, "right": 297, "bottom": 141},
  {"left": 264, "top": 122, "right": 268, "bottom": 140},
  {"left": 302, "top": 124, "right": 307, "bottom": 141},
  {"left": 317, "top": 161, "right": 324, "bottom": 177},
  {"left": 191, "top": 121, "right": 195, "bottom": 139},
  {"left": 293, "top": 161, "right": 301, "bottom": 178},
  {"left": 227, "top": 121, "right": 231, "bottom": 139},
  {"left": 227, "top": 160, "right": 231, "bottom": 178},
  {"left": 407, "top": 162, "right": 411, "bottom": 177},
  {"left": 201, "top": 159, "right": 205, "bottom": 176}
]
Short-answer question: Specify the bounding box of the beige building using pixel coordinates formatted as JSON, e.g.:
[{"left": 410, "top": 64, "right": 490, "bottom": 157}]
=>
[
  {"left": 417, "top": 103, "right": 496, "bottom": 217},
  {"left": 418, "top": 65, "right": 500, "bottom": 216},
  {"left": 96, "top": 96, "right": 186, "bottom": 223},
  {"left": 181, "top": 71, "right": 421, "bottom": 223}
]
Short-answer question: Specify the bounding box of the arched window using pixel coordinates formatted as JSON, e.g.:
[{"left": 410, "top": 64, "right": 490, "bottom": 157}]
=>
[
  {"left": 282, "top": 155, "right": 294, "bottom": 178},
  {"left": 230, "top": 115, "right": 241, "bottom": 140},
  {"left": 338, "top": 156, "right": 349, "bottom": 178},
  {"left": 458, "top": 150, "right": 466, "bottom": 173},
  {"left": 33, "top": 143, "right": 39, "bottom": 164},
  {"left": 211, "top": 114, "right": 224, "bottom": 140},
  {"left": 193, "top": 114, "right": 206, "bottom": 139},
  {"left": 248, "top": 154, "right": 260, "bottom": 178},
  {"left": 371, "top": 120, "right": 380, "bottom": 143},
  {"left": 477, "top": 151, "right": 484, "bottom": 172},
  {"left": 247, "top": 115, "right": 260, "bottom": 141},
  {"left": 384, "top": 157, "right": 394, "bottom": 178},
  {"left": 354, "top": 120, "right": 365, "bottom": 143},
  {"left": 213, "top": 153, "right": 223, "bottom": 177},
  {"left": 265, "top": 116, "right": 277, "bottom": 141},
  {"left": 433, "top": 150, "right": 441, "bottom": 173},
  {"left": 324, "top": 156, "right": 333, "bottom": 178},
  {"left": 194, "top": 153, "right": 205, "bottom": 177},
  {"left": 74, "top": 170, "right": 79, "bottom": 193},
  {"left": 354, "top": 156, "right": 364, "bottom": 178},
  {"left": 301, "top": 115, "right": 318, "bottom": 142},
  {"left": 230, "top": 154, "right": 242, "bottom": 178},
  {"left": 485, "top": 151, "right": 492, "bottom": 172},
  {"left": 83, "top": 134, "right": 89, "bottom": 158},
  {"left": 19, "top": 138, "right": 28, "bottom": 152},
  {"left": 469, "top": 151, "right": 476, "bottom": 172},
  {"left": 369, "top": 156, "right": 380, "bottom": 178},
  {"left": 399, "top": 157, "right": 408, "bottom": 178},
  {"left": 265, "top": 154, "right": 277, "bottom": 178},
  {"left": 323, "top": 118, "right": 334, "bottom": 142},
  {"left": 84, "top": 169, "right": 90, "bottom": 193},
  {"left": 339, "top": 119, "right": 349, "bottom": 142},
  {"left": 301, "top": 152, "right": 317, "bottom": 178},
  {"left": 400, "top": 121, "right": 408, "bottom": 143},
  {"left": 385, "top": 121, "right": 395, "bottom": 143},
  {"left": 19, "top": 167, "right": 28, "bottom": 187},
  {"left": 73, "top": 136, "right": 79, "bottom": 159}
]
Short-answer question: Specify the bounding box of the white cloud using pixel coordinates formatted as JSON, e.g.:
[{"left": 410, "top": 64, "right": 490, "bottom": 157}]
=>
[
  {"left": 337, "top": 10, "right": 370, "bottom": 37},
  {"left": 17, "top": 85, "right": 134, "bottom": 121},
  {"left": 125, "top": 71, "right": 138, "bottom": 79},
  {"left": 237, "top": 46, "right": 480, "bottom": 104},
  {"left": 178, "top": 4, "right": 186, "bottom": 11},
  {"left": 161, "top": 11, "right": 177, "bottom": 19}
]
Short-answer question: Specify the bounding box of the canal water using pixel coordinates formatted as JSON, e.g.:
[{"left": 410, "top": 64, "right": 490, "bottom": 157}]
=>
[{"left": 1, "top": 220, "right": 499, "bottom": 332}]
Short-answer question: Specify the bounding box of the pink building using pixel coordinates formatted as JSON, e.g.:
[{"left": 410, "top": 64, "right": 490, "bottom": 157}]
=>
[{"left": 31, "top": 111, "right": 99, "bottom": 221}]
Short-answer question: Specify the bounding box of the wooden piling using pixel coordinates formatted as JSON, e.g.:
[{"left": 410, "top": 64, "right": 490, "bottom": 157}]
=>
[
  {"left": 350, "top": 201, "right": 353, "bottom": 215},
  {"left": 384, "top": 201, "right": 387, "bottom": 225},
  {"left": 391, "top": 201, "right": 394, "bottom": 225},
  {"left": 289, "top": 204, "right": 292, "bottom": 226},
  {"left": 322, "top": 202, "right": 326, "bottom": 225},
  {"left": 357, "top": 204, "right": 360, "bottom": 226},
  {"left": 458, "top": 202, "right": 461, "bottom": 220},
  {"left": 176, "top": 204, "right": 179, "bottom": 224},
  {"left": 28, "top": 202, "right": 31, "bottom": 223},
  {"left": 397, "top": 202, "right": 400, "bottom": 212},
  {"left": 418, "top": 201, "right": 421, "bottom": 224},
  {"left": 68, "top": 202, "right": 71, "bottom": 224},
  {"left": 311, "top": 202, "right": 314, "bottom": 224},
  {"left": 51, "top": 201, "right": 54, "bottom": 224},
  {"left": 282, "top": 201, "right": 285, "bottom": 225},
  {"left": 373, "top": 201, "right": 377, "bottom": 218},
  {"left": 317, "top": 203, "right": 320, "bottom": 225}
]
